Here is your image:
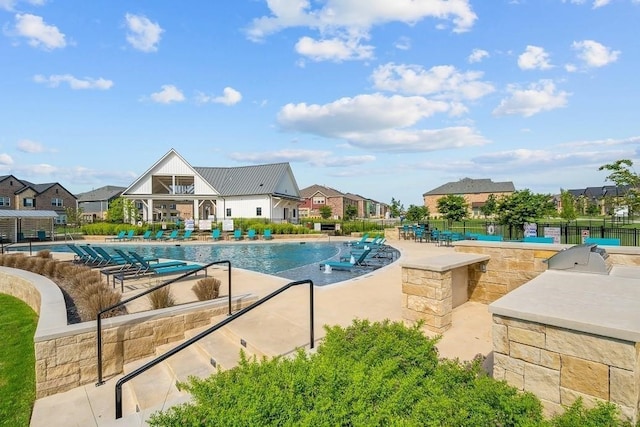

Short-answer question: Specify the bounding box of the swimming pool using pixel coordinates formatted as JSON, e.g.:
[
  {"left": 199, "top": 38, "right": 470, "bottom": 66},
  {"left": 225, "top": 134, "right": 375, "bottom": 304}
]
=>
[{"left": 14, "top": 241, "right": 398, "bottom": 286}]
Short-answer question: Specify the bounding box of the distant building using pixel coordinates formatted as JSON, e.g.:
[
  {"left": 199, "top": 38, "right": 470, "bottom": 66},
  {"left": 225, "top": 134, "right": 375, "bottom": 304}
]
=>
[
  {"left": 0, "top": 174, "right": 75, "bottom": 241},
  {"left": 299, "top": 184, "right": 388, "bottom": 219},
  {"left": 423, "top": 178, "right": 515, "bottom": 218},
  {"left": 76, "top": 185, "right": 126, "bottom": 222},
  {"left": 560, "top": 185, "right": 629, "bottom": 216}
]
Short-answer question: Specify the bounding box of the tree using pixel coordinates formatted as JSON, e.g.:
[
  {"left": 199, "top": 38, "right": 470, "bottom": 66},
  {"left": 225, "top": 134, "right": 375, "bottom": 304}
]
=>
[
  {"left": 599, "top": 159, "right": 640, "bottom": 216},
  {"left": 389, "top": 198, "right": 404, "bottom": 218},
  {"left": 405, "top": 204, "right": 429, "bottom": 222},
  {"left": 559, "top": 189, "right": 577, "bottom": 222},
  {"left": 107, "top": 197, "right": 138, "bottom": 223},
  {"left": 495, "top": 189, "right": 555, "bottom": 232},
  {"left": 64, "top": 206, "right": 85, "bottom": 227},
  {"left": 344, "top": 205, "right": 358, "bottom": 221},
  {"left": 436, "top": 195, "right": 468, "bottom": 227},
  {"left": 479, "top": 194, "right": 498, "bottom": 218},
  {"left": 319, "top": 205, "right": 332, "bottom": 220}
]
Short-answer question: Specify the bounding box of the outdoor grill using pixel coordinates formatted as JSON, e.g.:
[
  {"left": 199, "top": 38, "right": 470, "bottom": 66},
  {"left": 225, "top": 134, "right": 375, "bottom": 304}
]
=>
[{"left": 545, "top": 243, "right": 612, "bottom": 275}]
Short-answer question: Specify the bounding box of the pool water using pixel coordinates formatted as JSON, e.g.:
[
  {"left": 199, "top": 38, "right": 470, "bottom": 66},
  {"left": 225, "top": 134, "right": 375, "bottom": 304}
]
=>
[{"left": 15, "top": 241, "right": 398, "bottom": 286}]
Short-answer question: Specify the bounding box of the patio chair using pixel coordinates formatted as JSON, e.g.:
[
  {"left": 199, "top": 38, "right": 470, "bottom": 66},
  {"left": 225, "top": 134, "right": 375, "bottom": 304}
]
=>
[
  {"left": 105, "top": 230, "right": 126, "bottom": 242},
  {"left": 163, "top": 229, "right": 180, "bottom": 241},
  {"left": 150, "top": 230, "right": 165, "bottom": 240},
  {"left": 262, "top": 229, "right": 273, "bottom": 240},
  {"left": 319, "top": 248, "right": 372, "bottom": 271},
  {"left": 247, "top": 229, "right": 258, "bottom": 240},
  {"left": 233, "top": 229, "right": 243, "bottom": 240},
  {"left": 177, "top": 229, "right": 194, "bottom": 240},
  {"left": 344, "top": 233, "right": 369, "bottom": 246},
  {"left": 135, "top": 230, "right": 153, "bottom": 241},
  {"left": 67, "top": 244, "right": 93, "bottom": 264},
  {"left": 123, "top": 230, "right": 135, "bottom": 241},
  {"left": 210, "top": 229, "right": 222, "bottom": 241}
]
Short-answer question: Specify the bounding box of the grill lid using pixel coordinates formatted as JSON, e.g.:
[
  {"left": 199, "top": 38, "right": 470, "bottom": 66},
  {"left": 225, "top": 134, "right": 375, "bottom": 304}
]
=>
[{"left": 545, "top": 243, "right": 611, "bottom": 275}]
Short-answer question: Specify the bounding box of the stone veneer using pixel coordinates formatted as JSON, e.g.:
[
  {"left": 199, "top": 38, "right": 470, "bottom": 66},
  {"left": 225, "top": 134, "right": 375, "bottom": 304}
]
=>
[
  {"left": 0, "top": 267, "right": 256, "bottom": 398},
  {"left": 492, "top": 315, "right": 640, "bottom": 422}
]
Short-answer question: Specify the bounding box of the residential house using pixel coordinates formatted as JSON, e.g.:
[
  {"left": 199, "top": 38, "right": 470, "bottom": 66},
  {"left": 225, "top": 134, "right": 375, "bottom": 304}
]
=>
[
  {"left": 299, "top": 185, "right": 358, "bottom": 219},
  {"left": 76, "top": 185, "right": 126, "bottom": 222},
  {"left": 344, "top": 193, "right": 389, "bottom": 219},
  {"left": 0, "top": 175, "right": 74, "bottom": 241},
  {"left": 121, "top": 149, "right": 302, "bottom": 226},
  {"left": 423, "top": 178, "right": 515, "bottom": 218},
  {"left": 561, "top": 185, "right": 629, "bottom": 216}
]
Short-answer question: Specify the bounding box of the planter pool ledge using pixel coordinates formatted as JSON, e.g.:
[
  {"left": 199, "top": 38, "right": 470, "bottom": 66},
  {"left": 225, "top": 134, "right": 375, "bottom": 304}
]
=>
[{"left": 0, "top": 266, "right": 257, "bottom": 399}]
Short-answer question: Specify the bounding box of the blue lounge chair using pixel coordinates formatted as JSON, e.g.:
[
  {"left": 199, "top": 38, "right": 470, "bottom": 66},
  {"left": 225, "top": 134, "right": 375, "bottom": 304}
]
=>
[
  {"left": 233, "top": 229, "right": 243, "bottom": 240},
  {"left": 211, "top": 229, "right": 222, "bottom": 240},
  {"left": 177, "top": 229, "right": 193, "bottom": 240},
  {"left": 116, "top": 249, "right": 185, "bottom": 272},
  {"left": 92, "top": 246, "right": 128, "bottom": 266},
  {"left": 79, "top": 245, "right": 113, "bottom": 266},
  {"left": 136, "top": 230, "right": 153, "bottom": 241},
  {"left": 262, "top": 229, "right": 273, "bottom": 240},
  {"left": 345, "top": 233, "right": 369, "bottom": 246},
  {"left": 112, "top": 252, "right": 204, "bottom": 290},
  {"left": 584, "top": 237, "right": 621, "bottom": 246},
  {"left": 105, "top": 230, "right": 126, "bottom": 242},
  {"left": 163, "top": 229, "right": 180, "bottom": 241},
  {"left": 247, "top": 229, "right": 258, "bottom": 240},
  {"left": 67, "top": 244, "right": 93, "bottom": 264},
  {"left": 151, "top": 230, "right": 165, "bottom": 240},
  {"left": 523, "top": 236, "right": 554, "bottom": 244},
  {"left": 123, "top": 230, "right": 135, "bottom": 241},
  {"left": 320, "top": 248, "right": 372, "bottom": 271}
]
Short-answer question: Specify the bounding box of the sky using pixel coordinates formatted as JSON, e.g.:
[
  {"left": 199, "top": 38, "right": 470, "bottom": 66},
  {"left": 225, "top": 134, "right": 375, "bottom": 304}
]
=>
[{"left": 1, "top": 0, "right": 639, "bottom": 208}]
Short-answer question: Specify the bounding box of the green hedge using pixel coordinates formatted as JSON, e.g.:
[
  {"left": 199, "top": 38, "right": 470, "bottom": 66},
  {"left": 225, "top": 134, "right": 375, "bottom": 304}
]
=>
[{"left": 148, "top": 319, "right": 631, "bottom": 426}]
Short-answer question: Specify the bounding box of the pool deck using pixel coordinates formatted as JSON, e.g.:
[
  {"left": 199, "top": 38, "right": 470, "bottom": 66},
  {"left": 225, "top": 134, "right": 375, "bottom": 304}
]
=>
[{"left": 28, "top": 236, "right": 493, "bottom": 426}]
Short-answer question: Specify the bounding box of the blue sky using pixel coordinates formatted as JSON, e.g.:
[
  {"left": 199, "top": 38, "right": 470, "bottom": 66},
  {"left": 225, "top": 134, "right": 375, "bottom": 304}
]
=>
[{"left": 1, "top": 0, "right": 639, "bottom": 208}]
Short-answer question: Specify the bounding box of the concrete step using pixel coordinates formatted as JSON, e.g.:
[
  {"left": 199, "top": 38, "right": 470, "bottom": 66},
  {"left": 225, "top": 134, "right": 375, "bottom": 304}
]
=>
[
  {"left": 155, "top": 341, "right": 217, "bottom": 385},
  {"left": 123, "top": 356, "right": 188, "bottom": 416}
]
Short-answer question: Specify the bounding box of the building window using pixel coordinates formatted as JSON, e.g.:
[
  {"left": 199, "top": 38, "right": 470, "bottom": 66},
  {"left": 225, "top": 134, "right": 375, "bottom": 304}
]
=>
[
  {"left": 55, "top": 214, "right": 67, "bottom": 225},
  {"left": 256, "top": 207, "right": 262, "bottom": 216},
  {"left": 312, "top": 197, "right": 325, "bottom": 205},
  {"left": 51, "top": 198, "right": 64, "bottom": 207},
  {"left": 293, "top": 209, "right": 296, "bottom": 218},
  {"left": 23, "top": 198, "right": 35, "bottom": 207},
  {"left": 0, "top": 197, "right": 9, "bottom": 207},
  {"left": 226, "top": 208, "right": 231, "bottom": 217}
]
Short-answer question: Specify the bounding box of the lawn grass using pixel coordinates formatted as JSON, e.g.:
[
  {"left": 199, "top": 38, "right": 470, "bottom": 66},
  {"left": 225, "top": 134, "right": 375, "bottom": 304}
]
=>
[{"left": 0, "top": 293, "right": 37, "bottom": 427}]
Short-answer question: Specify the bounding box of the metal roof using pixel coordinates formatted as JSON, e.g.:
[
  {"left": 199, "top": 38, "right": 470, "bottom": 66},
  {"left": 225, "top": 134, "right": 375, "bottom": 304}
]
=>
[
  {"left": 195, "top": 163, "right": 297, "bottom": 197},
  {"left": 423, "top": 178, "right": 515, "bottom": 196},
  {"left": 0, "top": 210, "right": 58, "bottom": 218}
]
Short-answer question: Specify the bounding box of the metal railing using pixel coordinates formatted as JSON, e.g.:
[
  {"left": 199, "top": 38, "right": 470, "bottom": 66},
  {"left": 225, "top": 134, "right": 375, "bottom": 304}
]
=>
[
  {"left": 95, "top": 260, "right": 232, "bottom": 386},
  {"left": 115, "top": 278, "right": 314, "bottom": 419}
]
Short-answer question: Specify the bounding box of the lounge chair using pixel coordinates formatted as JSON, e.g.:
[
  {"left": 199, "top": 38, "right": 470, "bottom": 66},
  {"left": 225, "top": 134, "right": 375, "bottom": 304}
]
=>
[
  {"left": 79, "top": 245, "right": 112, "bottom": 266},
  {"left": 123, "top": 230, "right": 135, "bottom": 241},
  {"left": 105, "top": 230, "right": 126, "bottom": 242},
  {"left": 112, "top": 252, "right": 204, "bottom": 290},
  {"left": 246, "top": 229, "right": 258, "bottom": 240},
  {"left": 177, "top": 229, "right": 193, "bottom": 240},
  {"left": 67, "top": 244, "right": 93, "bottom": 264},
  {"left": 163, "top": 229, "right": 180, "bottom": 241},
  {"left": 115, "top": 249, "right": 185, "bottom": 272},
  {"left": 233, "top": 229, "right": 243, "bottom": 241},
  {"left": 150, "top": 230, "right": 165, "bottom": 240},
  {"left": 319, "top": 248, "right": 372, "bottom": 271},
  {"left": 136, "top": 230, "right": 153, "bottom": 241},
  {"left": 210, "top": 229, "right": 222, "bottom": 241},
  {"left": 344, "top": 233, "right": 369, "bottom": 246},
  {"left": 262, "top": 229, "right": 273, "bottom": 240}
]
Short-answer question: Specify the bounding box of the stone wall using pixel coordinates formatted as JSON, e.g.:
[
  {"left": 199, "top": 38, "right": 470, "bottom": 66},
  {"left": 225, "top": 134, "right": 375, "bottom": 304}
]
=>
[
  {"left": 493, "top": 314, "right": 640, "bottom": 422},
  {"left": 454, "top": 241, "right": 560, "bottom": 303},
  {"left": 0, "top": 267, "right": 256, "bottom": 398}
]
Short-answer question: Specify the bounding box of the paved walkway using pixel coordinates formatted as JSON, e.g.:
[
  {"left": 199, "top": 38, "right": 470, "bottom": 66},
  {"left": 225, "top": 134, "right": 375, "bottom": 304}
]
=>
[{"left": 29, "top": 236, "right": 494, "bottom": 426}]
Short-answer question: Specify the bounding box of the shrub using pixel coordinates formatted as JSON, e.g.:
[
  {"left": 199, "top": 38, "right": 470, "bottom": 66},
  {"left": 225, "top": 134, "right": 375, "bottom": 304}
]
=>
[
  {"left": 192, "top": 277, "right": 221, "bottom": 301},
  {"left": 148, "top": 286, "right": 175, "bottom": 310}
]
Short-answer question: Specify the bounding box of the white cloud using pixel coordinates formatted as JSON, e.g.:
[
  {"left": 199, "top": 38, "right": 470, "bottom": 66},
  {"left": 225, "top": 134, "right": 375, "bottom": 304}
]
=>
[
  {"left": 395, "top": 36, "right": 411, "bottom": 50},
  {"left": 518, "top": 45, "right": 552, "bottom": 70},
  {"left": 33, "top": 74, "right": 113, "bottom": 90},
  {"left": 295, "top": 35, "right": 374, "bottom": 62},
  {"left": 277, "top": 93, "right": 489, "bottom": 152},
  {"left": 493, "top": 80, "right": 569, "bottom": 117},
  {"left": 245, "top": 0, "right": 477, "bottom": 61},
  {"left": 17, "top": 139, "right": 44, "bottom": 153},
  {"left": 572, "top": 40, "right": 620, "bottom": 68},
  {"left": 229, "top": 149, "right": 376, "bottom": 167},
  {"left": 13, "top": 13, "right": 66, "bottom": 50},
  {"left": 196, "top": 87, "right": 243, "bottom": 106},
  {"left": 371, "top": 63, "right": 495, "bottom": 101},
  {"left": 125, "top": 13, "right": 163, "bottom": 52},
  {"left": 149, "top": 85, "right": 185, "bottom": 104},
  {"left": 0, "top": 153, "right": 14, "bottom": 165},
  {"left": 0, "top": 0, "right": 45, "bottom": 11},
  {"left": 468, "top": 48, "right": 489, "bottom": 63}
]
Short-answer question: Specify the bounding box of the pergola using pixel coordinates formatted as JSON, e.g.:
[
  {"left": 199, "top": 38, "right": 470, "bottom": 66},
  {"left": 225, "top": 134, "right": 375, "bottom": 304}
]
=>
[{"left": 0, "top": 210, "right": 59, "bottom": 243}]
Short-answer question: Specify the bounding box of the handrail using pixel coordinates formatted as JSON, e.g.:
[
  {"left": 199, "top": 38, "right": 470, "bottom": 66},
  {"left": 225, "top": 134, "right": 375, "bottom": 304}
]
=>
[
  {"left": 95, "top": 260, "right": 232, "bottom": 386},
  {"left": 115, "top": 278, "right": 314, "bottom": 419}
]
